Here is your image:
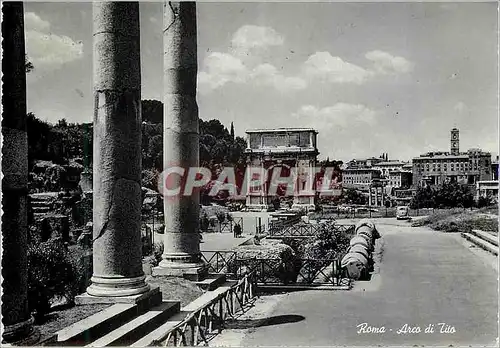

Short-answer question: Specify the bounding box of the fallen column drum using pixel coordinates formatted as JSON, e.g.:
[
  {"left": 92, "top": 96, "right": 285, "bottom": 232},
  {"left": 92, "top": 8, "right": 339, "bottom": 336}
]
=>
[
  {"left": 349, "top": 236, "right": 370, "bottom": 249},
  {"left": 349, "top": 244, "right": 370, "bottom": 259},
  {"left": 341, "top": 252, "right": 368, "bottom": 280}
]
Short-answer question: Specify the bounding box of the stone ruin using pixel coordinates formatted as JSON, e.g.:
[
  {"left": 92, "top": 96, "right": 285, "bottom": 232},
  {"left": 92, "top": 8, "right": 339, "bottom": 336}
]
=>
[{"left": 1, "top": 1, "right": 207, "bottom": 344}]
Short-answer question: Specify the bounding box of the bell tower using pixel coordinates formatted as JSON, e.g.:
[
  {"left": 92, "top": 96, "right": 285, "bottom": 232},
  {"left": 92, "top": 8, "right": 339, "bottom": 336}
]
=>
[{"left": 450, "top": 128, "right": 459, "bottom": 155}]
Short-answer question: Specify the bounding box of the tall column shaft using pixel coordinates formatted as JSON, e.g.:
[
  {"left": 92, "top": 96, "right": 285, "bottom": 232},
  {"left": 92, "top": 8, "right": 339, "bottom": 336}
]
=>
[
  {"left": 159, "top": 1, "right": 205, "bottom": 274},
  {"left": 87, "top": 1, "right": 149, "bottom": 297},
  {"left": 1, "top": 2, "right": 35, "bottom": 343}
]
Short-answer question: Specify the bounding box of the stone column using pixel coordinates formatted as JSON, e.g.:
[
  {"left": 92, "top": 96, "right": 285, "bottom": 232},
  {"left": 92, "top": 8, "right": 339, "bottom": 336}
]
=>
[
  {"left": 86, "top": 1, "right": 150, "bottom": 297},
  {"left": 156, "top": 1, "right": 206, "bottom": 279},
  {"left": 1, "top": 2, "right": 37, "bottom": 343},
  {"left": 374, "top": 187, "right": 379, "bottom": 206}
]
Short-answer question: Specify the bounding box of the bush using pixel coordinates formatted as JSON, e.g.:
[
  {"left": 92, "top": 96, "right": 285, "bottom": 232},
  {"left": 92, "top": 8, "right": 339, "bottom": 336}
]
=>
[
  {"left": 151, "top": 242, "right": 164, "bottom": 267},
  {"left": 27, "top": 237, "right": 81, "bottom": 322}
]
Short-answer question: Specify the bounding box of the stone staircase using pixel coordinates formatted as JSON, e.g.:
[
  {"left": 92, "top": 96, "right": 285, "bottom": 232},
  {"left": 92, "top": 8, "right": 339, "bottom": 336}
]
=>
[
  {"left": 30, "top": 193, "right": 57, "bottom": 218},
  {"left": 46, "top": 274, "right": 228, "bottom": 347},
  {"left": 461, "top": 229, "right": 498, "bottom": 256}
]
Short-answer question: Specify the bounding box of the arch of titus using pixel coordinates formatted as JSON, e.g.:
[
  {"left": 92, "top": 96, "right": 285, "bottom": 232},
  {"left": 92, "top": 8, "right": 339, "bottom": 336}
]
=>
[{"left": 1, "top": 1, "right": 205, "bottom": 343}]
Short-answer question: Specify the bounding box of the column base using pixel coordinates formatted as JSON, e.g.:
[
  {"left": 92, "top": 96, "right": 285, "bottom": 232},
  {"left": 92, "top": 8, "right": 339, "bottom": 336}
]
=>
[
  {"left": 75, "top": 286, "right": 161, "bottom": 306},
  {"left": 2, "top": 317, "right": 40, "bottom": 346},
  {"left": 85, "top": 275, "right": 151, "bottom": 298},
  {"left": 153, "top": 261, "right": 208, "bottom": 281}
]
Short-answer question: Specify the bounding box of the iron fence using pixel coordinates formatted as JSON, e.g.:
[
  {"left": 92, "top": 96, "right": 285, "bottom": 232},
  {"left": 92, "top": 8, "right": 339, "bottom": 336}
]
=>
[
  {"left": 160, "top": 271, "right": 256, "bottom": 346},
  {"left": 201, "top": 251, "right": 237, "bottom": 274},
  {"left": 201, "top": 250, "right": 349, "bottom": 287},
  {"left": 268, "top": 221, "right": 355, "bottom": 239}
]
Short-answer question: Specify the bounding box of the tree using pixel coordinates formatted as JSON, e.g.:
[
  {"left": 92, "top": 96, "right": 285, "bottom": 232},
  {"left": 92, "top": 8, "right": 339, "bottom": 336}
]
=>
[
  {"left": 343, "top": 188, "right": 366, "bottom": 205},
  {"left": 230, "top": 122, "right": 235, "bottom": 140},
  {"left": 142, "top": 100, "right": 163, "bottom": 124}
]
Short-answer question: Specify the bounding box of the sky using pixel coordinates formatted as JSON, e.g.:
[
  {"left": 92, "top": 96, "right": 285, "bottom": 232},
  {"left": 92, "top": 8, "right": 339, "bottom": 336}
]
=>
[{"left": 23, "top": 1, "right": 498, "bottom": 162}]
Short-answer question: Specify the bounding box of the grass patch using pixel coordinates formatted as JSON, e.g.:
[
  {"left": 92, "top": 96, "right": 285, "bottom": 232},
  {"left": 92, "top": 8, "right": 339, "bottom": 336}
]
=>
[
  {"left": 33, "top": 304, "right": 111, "bottom": 344},
  {"left": 411, "top": 206, "right": 498, "bottom": 233}
]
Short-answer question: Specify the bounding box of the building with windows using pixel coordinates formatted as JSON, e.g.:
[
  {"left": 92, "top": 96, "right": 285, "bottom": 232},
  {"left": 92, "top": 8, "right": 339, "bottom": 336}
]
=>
[
  {"left": 244, "top": 128, "right": 319, "bottom": 211},
  {"left": 388, "top": 170, "right": 412, "bottom": 189},
  {"left": 342, "top": 168, "right": 381, "bottom": 190},
  {"left": 412, "top": 129, "right": 492, "bottom": 187}
]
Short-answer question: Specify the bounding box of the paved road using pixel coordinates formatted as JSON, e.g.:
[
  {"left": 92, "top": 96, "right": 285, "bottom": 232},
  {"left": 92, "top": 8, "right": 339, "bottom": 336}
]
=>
[{"left": 238, "top": 219, "right": 498, "bottom": 347}]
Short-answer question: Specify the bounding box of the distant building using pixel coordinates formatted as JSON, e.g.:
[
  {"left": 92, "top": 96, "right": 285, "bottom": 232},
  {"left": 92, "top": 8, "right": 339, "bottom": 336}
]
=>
[
  {"left": 344, "top": 155, "right": 412, "bottom": 191},
  {"left": 244, "top": 128, "right": 319, "bottom": 211},
  {"left": 342, "top": 168, "right": 381, "bottom": 190},
  {"left": 387, "top": 170, "right": 412, "bottom": 189},
  {"left": 492, "top": 156, "right": 498, "bottom": 180},
  {"left": 371, "top": 161, "right": 407, "bottom": 178},
  {"left": 412, "top": 129, "right": 492, "bottom": 187}
]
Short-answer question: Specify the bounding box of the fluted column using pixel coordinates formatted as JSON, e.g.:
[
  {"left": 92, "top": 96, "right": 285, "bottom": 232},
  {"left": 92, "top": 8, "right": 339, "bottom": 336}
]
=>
[
  {"left": 156, "top": 1, "right": 206, "bottom": 278},
  {"left": 1, "top": 2, "right": 37, "bottom": 343},
  {"left": 86, "top": 1, "right": 150, "bottom": 297}
]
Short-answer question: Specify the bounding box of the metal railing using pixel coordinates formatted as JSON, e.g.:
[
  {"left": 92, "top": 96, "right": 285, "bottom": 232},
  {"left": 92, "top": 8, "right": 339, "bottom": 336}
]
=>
[
  {"left": 201, "top": 251, "right": 238, "bottom": 274},
  {"left": 268, "top": 221, "right": 355, "bottom": 239},
  {"left": 234, "top": 258, "right": 349, "bottom": 287},
  {"left": 161, "top": 271, "right": 256, "bottom": 346},
  {"left": 202, "top": 250, "right": 350, "bottom": 287}
]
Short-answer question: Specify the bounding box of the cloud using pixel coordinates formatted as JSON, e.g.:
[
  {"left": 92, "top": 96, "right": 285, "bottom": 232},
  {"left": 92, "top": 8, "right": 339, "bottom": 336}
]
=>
[
  {"left": 302, "top": 50, "right": 413, "bottom": 85},
  {"left": 24, "top": 12, "right": 50, "bottom": 32},
  {"left": 230, "top": 25, "right": 284, "bottom": 57},
  {"left": 292, "top": 103, "right": 377, "bottom": 129},
  {"left": 302, "top": 52, "right": 372, "bottom": 84},
  {"left": 365, "top": 50, "right": 414, "bottom": 75},
  {"left": 250, "top": 63, "right": 307, "bottom": 92},
  {"left": 198, "top": 26, "right": 306, "bottom": 94},
  {"left": 198, "top": 55, "right": 307, "bottom": 93},
  {"left": 197, "top": 52, "right": 248, "bottom": 92},
  {"left": 24, "top": 12, "right": 83, "bottom": 72}
]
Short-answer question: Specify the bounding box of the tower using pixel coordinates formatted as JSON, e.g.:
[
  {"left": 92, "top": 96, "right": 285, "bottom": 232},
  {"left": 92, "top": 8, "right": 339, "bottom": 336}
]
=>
[{"left": 451, "top": 128, "right": 459, "bottom": 155}]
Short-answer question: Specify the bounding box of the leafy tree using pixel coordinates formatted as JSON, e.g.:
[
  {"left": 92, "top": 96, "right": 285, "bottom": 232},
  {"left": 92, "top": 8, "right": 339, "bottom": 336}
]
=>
[
  {"left": 343, "top": 188, "right": 366, "bottom": 205},
  {"left": 142, "top": 99, "right": 163, "bottom": 124}
]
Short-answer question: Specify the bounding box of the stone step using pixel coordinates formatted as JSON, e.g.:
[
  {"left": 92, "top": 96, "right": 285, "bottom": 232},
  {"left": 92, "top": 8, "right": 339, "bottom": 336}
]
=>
[
  {"left": 471, "top": 229, "right": 499, "bottom": 246},
  {"left": 183, "top": 281, "right": 237, "bottom": 312},
  {"left": 462, "top": 233, "right": 499, "bottom": 256},
  {"left": 85, "top": 301, "right": 180, "bottom": 347},
  {"left": 55, "top": 304, "right": 137, "bottom": 345},
  {"left": 31, "top": 201, "right": 52, "bottom": 207},
  {"left": 129, "top": 311, "right": 192, "bottom": 347},
  {"left": 32, "top": 206, "right": 52, "bottom": 212},
  {"left": 195, "top": 274, "right": 227, "bottom": 291}
]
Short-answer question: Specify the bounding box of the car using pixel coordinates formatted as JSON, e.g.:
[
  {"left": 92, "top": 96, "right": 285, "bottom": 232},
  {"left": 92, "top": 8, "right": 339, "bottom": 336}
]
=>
[{"left": 396, "top": 206, "right": 411, "bottom": 220}]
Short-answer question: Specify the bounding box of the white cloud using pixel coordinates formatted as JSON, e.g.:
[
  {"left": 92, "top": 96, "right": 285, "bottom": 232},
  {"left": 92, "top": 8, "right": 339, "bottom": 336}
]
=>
[
  {"left": 24, "top": 12, "right": 50, "bottom": 32},
  {"left": 292, "top": 103, "right": 377, "bottom": 129},
  {"left": 24, "top": 12, "right": 83, "bottom": 72},
  {"left": 303, "top": 52, "right": 372, "bottom": 84},
  {"left": 230, "top": 25, "right": 284, "bottom": 56},
  {"left": 250, "top": 63, "right": 307, "bottom": 92},
  {"left": 302, "top": 50, "right": 413, "bottom": 85},
  {"left": 197, "top": 52, "right": 248, "bottom": 92},
  {"left": 365, "top": 50, "right": 413, "bottom": 75},
  {"left": 198, "top": 56, "right": 307, "bottom": 93},
  {"left": 198, "top": 25, "right": 306, "bottom": 94}
]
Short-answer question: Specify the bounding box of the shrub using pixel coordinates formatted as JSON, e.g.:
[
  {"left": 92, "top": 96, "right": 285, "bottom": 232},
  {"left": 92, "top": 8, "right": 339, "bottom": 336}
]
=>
[
  {"left": 152, "top": 242, "right": 164, "bottom": 267},
  {"left": 27, "top": 237, "right": 81, "bottom": 322}
]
